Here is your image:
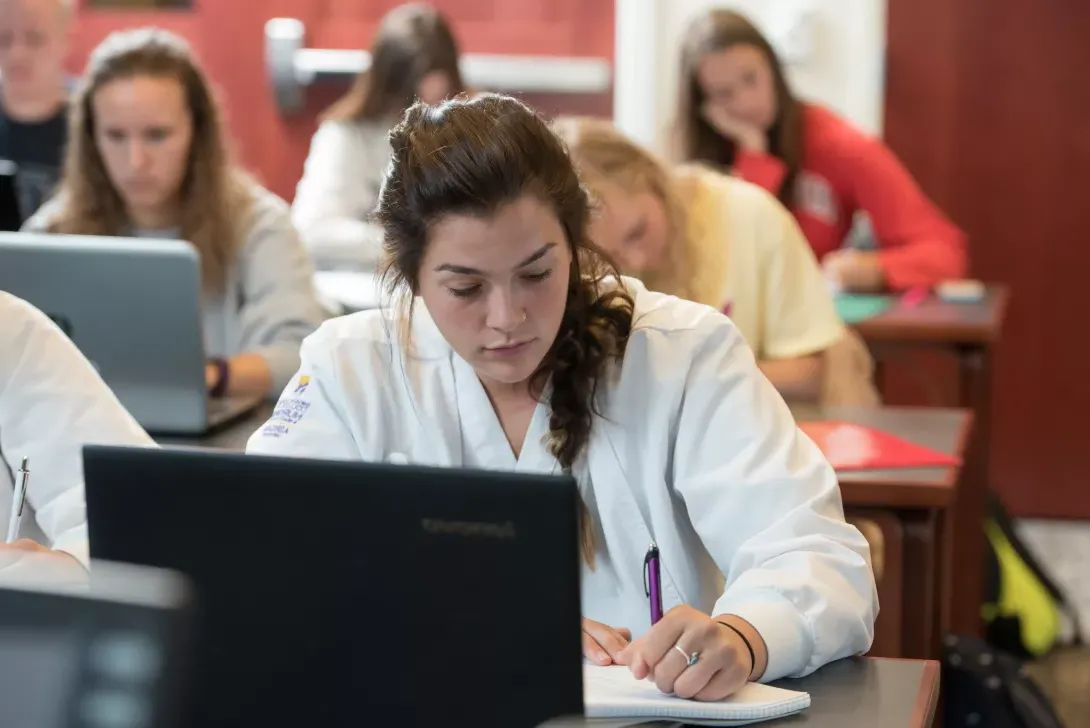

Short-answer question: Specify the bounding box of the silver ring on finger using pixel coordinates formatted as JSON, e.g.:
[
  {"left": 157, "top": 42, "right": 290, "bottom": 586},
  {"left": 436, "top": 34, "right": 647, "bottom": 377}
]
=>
[{"left": 673, "top": 643, "right": 699, "bottom": 668}]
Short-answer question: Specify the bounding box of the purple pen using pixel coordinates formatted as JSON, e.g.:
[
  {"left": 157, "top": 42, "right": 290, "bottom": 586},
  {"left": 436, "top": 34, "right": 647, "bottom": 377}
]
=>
[{"left": 644, "top": 542, "right": 664, "bottom": 624}]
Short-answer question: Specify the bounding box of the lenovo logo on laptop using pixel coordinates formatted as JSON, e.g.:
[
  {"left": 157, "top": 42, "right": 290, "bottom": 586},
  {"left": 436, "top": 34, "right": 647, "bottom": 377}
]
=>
[{"left": 421, "top": 518, "right": 517, "bottom": 540}]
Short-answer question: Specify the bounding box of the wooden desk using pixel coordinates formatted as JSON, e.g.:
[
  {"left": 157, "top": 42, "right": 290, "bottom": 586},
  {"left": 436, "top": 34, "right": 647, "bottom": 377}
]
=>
[
  {"left": 543, "top": 657, "right": 940, "bottom": 728},
  {"left": 852, "top": 287, "right": 1008, "bottom": 345},
  {"left": 850, "top": 286, "right": 1008, "bottom": 640},
  {"left": 793, "top": 406, "right": 971, "bottom": 662}
]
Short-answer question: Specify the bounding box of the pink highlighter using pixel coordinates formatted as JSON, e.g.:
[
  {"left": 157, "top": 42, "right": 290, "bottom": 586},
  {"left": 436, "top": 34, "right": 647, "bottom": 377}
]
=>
[{"left": 900, "top": 286, "right": 929, "bottom": 308}]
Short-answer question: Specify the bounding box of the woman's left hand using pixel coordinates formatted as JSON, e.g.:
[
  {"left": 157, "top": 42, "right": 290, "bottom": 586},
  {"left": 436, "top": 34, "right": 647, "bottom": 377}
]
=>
[{"left": 616, "top": 606, "right": 754, "bottom": 701}]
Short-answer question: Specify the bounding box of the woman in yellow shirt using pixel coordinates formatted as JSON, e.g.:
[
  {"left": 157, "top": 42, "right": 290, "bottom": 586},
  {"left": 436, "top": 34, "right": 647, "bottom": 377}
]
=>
[{"left": 553, "top": 117, "right": 877, "bottom": 405}]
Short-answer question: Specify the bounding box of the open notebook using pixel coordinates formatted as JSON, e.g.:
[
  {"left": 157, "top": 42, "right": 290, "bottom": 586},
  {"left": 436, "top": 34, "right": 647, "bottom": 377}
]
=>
[{"left": 583, "top": 665, "right": 810, "bottom": 726}]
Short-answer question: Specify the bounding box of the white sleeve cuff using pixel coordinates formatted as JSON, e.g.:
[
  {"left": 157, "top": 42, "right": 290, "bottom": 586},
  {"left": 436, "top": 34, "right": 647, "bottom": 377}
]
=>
[
  {"left": 713, "top": 590, "right": 813, "bottom": 682},
  {"left": 53, "top": 535, "right": 90, "bottom": 570}
]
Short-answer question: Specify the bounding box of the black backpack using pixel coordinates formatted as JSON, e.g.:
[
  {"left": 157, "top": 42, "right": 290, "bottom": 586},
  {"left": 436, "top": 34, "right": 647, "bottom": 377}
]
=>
[{"left": 942, "top": 634, "right": 1065, "bottom": 728}]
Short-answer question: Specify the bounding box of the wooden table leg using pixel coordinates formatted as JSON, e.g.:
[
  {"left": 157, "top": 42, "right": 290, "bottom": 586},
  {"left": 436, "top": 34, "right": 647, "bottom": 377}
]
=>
[
  {"left": 901, "top": 509, "right": 941, "bottom": 658},
  {"left": 948, "top": 344, "right": 990, "bottom": 638}
]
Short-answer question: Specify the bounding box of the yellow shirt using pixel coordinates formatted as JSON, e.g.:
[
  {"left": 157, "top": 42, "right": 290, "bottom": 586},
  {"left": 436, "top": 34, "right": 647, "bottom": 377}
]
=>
[{"left": 650, "top": 164, "right": 845, "bottom": 361}]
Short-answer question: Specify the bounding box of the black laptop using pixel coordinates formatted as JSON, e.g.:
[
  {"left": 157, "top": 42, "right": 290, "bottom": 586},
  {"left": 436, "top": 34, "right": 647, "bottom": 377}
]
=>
[
  {"left": 0, "top": 559, "right": 192, "bottom": 728},
  {"left": 83, "top": 446, "right": 585, "bottom": 728}
]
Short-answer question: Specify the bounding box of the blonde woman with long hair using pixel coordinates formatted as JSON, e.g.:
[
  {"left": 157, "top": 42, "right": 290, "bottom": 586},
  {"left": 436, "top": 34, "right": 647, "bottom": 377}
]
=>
[
  {"left": 24, "top": 28, "right": 327, "bottom": 400},
  {"left": 552, "top": 116, "right": 878, "bottom": 406}
]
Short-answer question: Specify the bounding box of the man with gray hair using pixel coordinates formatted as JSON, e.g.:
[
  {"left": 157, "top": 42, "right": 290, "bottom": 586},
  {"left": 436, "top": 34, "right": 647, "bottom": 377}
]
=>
[{"left": 0, "top": 0, "right": 70, "bottom": 221}]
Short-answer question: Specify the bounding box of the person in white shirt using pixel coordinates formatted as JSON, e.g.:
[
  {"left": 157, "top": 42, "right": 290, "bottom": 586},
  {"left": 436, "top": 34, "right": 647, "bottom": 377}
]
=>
[
  {"left": 291, "top": 3, "right": 465, "bottom": 271},
  {"left": 248, "top": 94, "right": 877, "bottom": 701},
  {"left": 0, "top": 291, "right": 153, "bottom": 573},
  {"left": 552, "top": 116, "right": 879, "bottom": 406},
  {"left": 23, "top": 28, "right": 327, "bottom": 400}
]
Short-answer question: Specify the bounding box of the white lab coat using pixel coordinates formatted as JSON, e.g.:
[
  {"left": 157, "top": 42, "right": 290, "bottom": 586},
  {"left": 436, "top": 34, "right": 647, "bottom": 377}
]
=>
[
  {"left": 0, "top": 292, "right": 154, "bottom": 567},
  {"left": 246, "top": 278, "right": 878, "bottom": 681}
]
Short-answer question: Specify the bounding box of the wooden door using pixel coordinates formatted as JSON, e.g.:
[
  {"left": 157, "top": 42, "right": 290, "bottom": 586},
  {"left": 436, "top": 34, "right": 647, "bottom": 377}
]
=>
[{"left": 883, "top": 0, "right": 1090, "bottom": 520}]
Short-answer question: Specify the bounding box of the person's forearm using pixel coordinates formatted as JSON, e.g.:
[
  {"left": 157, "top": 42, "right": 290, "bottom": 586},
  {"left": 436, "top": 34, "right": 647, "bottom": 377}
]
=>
[
  {"left": 207, "top": 354, "right": 273, "bottom": 399},
  {"left": 758, "top": 355, "right": 824, "bottom": 402},
  {"left": 877, "top": 236, "right": 968, "bottom": 291},
  {"left": 227, "top": 354, "right": 274, "bottom": 397}
]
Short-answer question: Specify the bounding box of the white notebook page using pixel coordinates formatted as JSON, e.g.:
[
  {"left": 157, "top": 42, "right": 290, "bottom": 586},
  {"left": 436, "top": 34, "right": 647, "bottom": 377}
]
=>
[{"left": 583, "top": 665, "right": 811, "bottom": 725}]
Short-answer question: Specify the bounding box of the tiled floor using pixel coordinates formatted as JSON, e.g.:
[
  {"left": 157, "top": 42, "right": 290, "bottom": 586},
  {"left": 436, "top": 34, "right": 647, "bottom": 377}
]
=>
[
  {"left": 1013, "top": 520, "right": 1090, "bottom": 727},
  {"left": 1025, "top": 646, "right": 1090, "bottom": 727},
  {"left": 1016, "top": 520, "right": 1090, "bottom": 643}
]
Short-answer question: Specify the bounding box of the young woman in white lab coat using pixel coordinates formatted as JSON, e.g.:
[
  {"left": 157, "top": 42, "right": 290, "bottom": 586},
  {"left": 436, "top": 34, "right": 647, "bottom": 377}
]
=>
[
  {"left": 247, "top": 94, "right": 878, "bottom": 700},
  {"left": 0, "top": 291, "right": 153, "bottom": 574}
]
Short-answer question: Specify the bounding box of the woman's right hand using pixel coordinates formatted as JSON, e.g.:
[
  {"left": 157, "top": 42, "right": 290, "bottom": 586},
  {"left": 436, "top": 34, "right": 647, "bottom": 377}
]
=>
[{"left": 582, "top": 617, "right": 632, "bottom": 666}]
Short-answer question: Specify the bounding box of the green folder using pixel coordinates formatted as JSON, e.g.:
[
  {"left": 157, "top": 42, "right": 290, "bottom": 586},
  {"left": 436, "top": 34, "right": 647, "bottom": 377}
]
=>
[{"left": 834, "top": 293, "right": 894, "bottom": 325}]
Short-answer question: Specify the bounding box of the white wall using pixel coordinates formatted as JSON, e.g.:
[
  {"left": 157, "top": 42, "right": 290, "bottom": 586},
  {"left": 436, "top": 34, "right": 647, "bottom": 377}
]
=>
[{"left": 614, "top": 0, "right": 888, "bottom": 155}]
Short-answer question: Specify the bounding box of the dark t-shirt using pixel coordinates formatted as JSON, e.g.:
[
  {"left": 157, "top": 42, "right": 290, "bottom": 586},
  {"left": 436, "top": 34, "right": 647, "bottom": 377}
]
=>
[{"left": 0, "top": 102, "right": 67, "bottom": 221}]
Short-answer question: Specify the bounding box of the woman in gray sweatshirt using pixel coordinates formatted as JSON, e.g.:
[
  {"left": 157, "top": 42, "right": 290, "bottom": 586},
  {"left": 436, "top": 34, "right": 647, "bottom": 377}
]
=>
[{"left": 23, "top": 27, "right": 327, "bottom": 401}]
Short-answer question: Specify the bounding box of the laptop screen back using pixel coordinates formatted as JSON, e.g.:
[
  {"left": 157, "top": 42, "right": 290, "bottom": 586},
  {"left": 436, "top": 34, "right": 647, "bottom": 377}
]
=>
[{"left": 84, "top": 446, "right": 585, "bottom": 728}]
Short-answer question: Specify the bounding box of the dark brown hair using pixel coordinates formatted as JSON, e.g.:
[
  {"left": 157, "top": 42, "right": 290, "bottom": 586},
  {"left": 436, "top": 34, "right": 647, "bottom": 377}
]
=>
[
  {"left": 375, "top": 94, "right": 635, "bottom": 562},
  {"left": 677, "top": 9, "right": 803, "bottom": 205},
  {"left": 323, "top": 3, "right": 465, "bottom": 124},
  {"left": 46, "top": 27, "right": 252, "bottom": 293}
]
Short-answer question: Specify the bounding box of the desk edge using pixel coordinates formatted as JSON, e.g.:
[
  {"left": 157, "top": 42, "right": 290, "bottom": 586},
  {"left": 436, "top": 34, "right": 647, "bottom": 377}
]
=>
[
  {"left": 863, "top": 657, "right": 941, "bottom": 727},
  {"left": 940, "top": 410, "right": 976, "bottom": 490},
  {"left": 914, "top": 660, "right": 942, "bottom": 727}
]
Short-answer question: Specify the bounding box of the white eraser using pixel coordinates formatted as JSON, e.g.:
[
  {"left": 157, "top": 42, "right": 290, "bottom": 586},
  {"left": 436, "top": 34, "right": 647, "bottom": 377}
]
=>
[{"left": 936, "top": 279, "right": 986, "bottom": 303}]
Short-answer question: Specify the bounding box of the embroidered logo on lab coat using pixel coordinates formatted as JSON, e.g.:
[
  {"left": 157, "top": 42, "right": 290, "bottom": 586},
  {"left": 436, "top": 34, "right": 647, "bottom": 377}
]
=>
[
  {"left": 795, "top": 171, "right": 838, "bottom": 224},
  {"left": 293, "top": 375, "right": 310, "bottom": 394},
  {"left": 271, "top": 398, "right": 310, "bottom": 425},
  {"left": 261, "top": 423, "right": 289, "bottom": 438}
]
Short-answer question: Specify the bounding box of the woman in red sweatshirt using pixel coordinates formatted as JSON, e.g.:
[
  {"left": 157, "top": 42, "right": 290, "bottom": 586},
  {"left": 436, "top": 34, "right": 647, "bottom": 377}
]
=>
[{"left": 675, "top": 9, "right": 967, "bottom": 292}]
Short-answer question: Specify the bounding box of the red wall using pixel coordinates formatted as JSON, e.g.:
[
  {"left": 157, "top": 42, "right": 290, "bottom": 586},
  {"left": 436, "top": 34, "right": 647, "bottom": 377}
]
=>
[{"left": 69, "top": 0, "right": 614, "bottom": 202}]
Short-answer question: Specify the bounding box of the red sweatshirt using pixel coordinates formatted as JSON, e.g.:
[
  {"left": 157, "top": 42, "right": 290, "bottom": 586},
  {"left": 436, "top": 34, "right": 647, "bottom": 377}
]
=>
[{"left": 733, "top": 104, "right": 967, "bottom": 291}]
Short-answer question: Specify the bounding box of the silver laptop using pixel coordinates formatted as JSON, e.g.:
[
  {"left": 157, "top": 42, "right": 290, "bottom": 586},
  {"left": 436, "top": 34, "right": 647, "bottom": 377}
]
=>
[{"left": 0, "top": 232, "right": 259, "bottom": 434}]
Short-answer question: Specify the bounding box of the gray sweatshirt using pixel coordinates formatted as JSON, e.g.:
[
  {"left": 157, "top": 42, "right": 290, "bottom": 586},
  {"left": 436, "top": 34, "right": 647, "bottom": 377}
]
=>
[{"left": 23, "top": 184, "right": 329, "bottom": 397}]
